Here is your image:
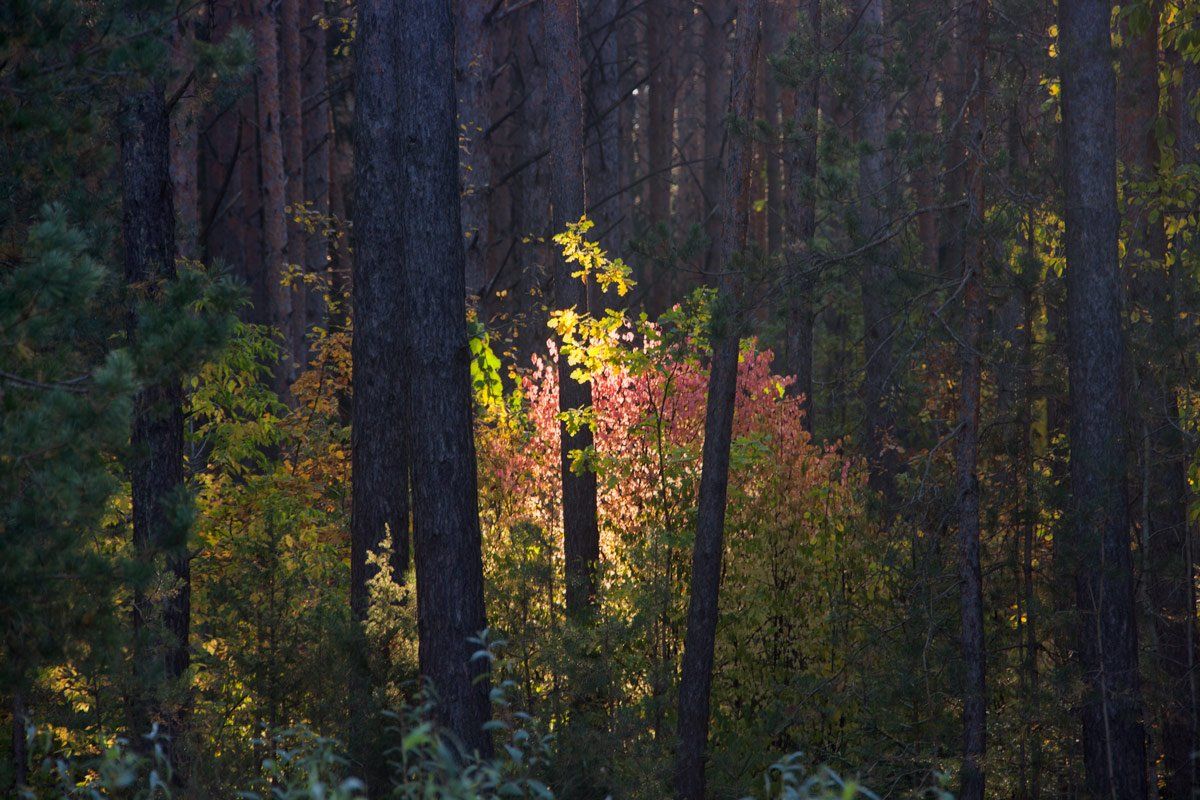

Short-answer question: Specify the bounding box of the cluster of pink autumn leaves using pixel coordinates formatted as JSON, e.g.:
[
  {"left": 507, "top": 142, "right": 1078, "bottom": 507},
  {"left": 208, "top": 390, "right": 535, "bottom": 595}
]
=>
[{"left": 476, "top": 325, "right": 864, "bottom": 592}]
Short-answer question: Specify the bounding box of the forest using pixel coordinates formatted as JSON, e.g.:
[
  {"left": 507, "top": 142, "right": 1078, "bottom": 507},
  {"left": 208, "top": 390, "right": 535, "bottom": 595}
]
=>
[{"left": 1, "top": 0, "right": 1198, "bottom": 797}]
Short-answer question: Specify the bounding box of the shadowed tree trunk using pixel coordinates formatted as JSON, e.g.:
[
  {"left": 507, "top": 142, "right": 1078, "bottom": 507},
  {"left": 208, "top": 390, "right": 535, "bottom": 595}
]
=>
[
  {"left": 855, "top": 0, "right": 900, "bottom": 510},
  {"left": 252, "top": 0, "right": 293, "bottom": 396},
  {"left": 673, "top": 1, "right": 762, "bottom": 797},
  {"left": 953, "top": 4, "right": 988, "bottom": 799},
  {"left": 10, "top": 692, "right": 27, "bottom": 793},
  {"left": 782, "top": 0, "right": 820, "bottom": 432},
  {"left": 585, "top": 0, "right": 623, "bottom": 311},
  {"left": 397, "top": 0, "right": 493, "bottom": 757},
  {"left": 545, "top": 0, "right": 601, "bottom": 618},
  {"left": 456, "top": 0, "right": 492, "bottom": 297},
  {"left": 302, "top": 0, "right": 330, "bottom": 331},
  {"left": 1059, "top": 1, "right": 1148, "bottom": 798},
  {"left": 349, "top": 0, "right": 411, "bottom": 786},
  {"left": 169, "top": 6, "right": 200, "bottom": 261},
  {"left": 702, "top": 0, "right": 728, "bottom": 273},
  {"left": 281, "top": 0, "right": 307, "bottom": 368},
  {"left": 120, "top": 65, "right": 189, "bottom": 769}
]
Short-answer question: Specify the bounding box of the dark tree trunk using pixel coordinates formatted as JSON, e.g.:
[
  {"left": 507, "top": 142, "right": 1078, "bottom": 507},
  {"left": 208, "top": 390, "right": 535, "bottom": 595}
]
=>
[
  {"left": 673, "top": 1, "right": 761, "bottom": 797},
  {"left": 281, "top": 0, "right": 307, "bottom": 367},
  {"left": 200, "top": 0, "right": 246, "bottom": 286},
  {"left": 1118, "top": 6, "right": 1197, "bottom": 797},
  {"left": 545, "top": 0, "right": 601, "bottom": 619},
  {"left": 236, "top": 32, "right": 268, "bottom": 323},
  {"left": 396, "top": 0, "right": 493, "bottom": 757},
  {"left": 762, "top": 8, "right": 782, "bottom": 257},
  {"left": 120, "top": 76, "right": 189, "bottom": 763},
  {"left": 302, "top": 0, "right": 331, "bottom": 331},
  {"left": 10, "top": 691, "right": 27, "bottom": 793},
  {"left": 954, "top": 4, "right": 988, "bottom": 799},
  {"left": 585, "top": 0, "right": 623, "bottom": 310},
  {"left": 169, "top": 8, "right": 200, "bottom": 261},
  {"left": 856, "top": 0, "right": 900, "bottom": 510},
  {"left": 1059, "top": 2, "right": 1148, "bottom": 798},
  {"left": 782, "top": 0, "right": 820, "bottom": 433},
  {"left": 252, "top": 0, "right": 293, "bottom": 396},
  {"left": 702, "top": 0, "right": 728, "bottom": 274},
  {"left": 455, "top": 0, "right": 492, "bottom": 297},
  {"left": 349, "top": 0, "right": 411, "bottom": 785}
]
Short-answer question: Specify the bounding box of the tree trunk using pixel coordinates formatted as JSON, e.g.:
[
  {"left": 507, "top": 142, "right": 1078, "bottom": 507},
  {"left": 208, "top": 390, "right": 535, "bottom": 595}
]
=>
[
  {"left": 763, "top": 7, "right": 782, "bottom": 257},
  {"left": 10, "top": 691, "right": 27, "bottom": 793},
  {"left": 169, "top": 7, "right": 200, "bottom": 261},
  {"left": 954, "top": 4, "right": 988, "bottom": 799},
  {"left": 646, "top": 0, "right": 677, "bottom": 312},
  {"left": 350, "top": 0, "right": 411, "bottom": 785},
  {"left": 585, "top": 0, "right": 623, "bottom": 312},
  {"left": 782, "top": 0, "right": 820, "bottom": 433},
  {"left": 455, "top": 0, "right": 492, "bottom": 297},
  {"left": 397, "top": 0, "right": 493, "bottom": 757},
  {"left": 856, "top": 0, "right": 900, "bottom": 510},
  {"left": 120, "top": 73, "right": 189, "bottom": 765},
  {"left": 252, "top": 0, "right": 293, "bottom": 396},
  {"left": 1119, "top": 6, "right": 1196, "bottom": 797},
  {"left": 302, "top": 0, "right": 331, "bottom": 332},
  {"left": 702, "top": 0, "right": 728, "bottom": 274},
  {"left": 281, "top": 0, "right": 307, "bottom": 368},
  {"left": 545, "top": 0, "right": 601, "bottom": 619},
  {"left": 673, "top": 2, "right": 761, "bottom": 797},
  {"left": 1059, "top": 2, "right": 1149, "bottom": 798}
]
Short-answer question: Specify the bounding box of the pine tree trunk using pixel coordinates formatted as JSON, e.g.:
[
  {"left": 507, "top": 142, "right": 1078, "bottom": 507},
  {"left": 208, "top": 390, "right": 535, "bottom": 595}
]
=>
[
  {"left": 349, "top": 0, "right": 411, "bottom": 786},
  {"left": 120, "top": 74, "right": 189, "bottom": 766},
  {"left": 954, "top": 5, "right": 988, "bottom": 799},
  {"left": 10, "top": 691, "right": 28, "bottom": 793},
  {"left": 1059, "top": 1, "right": 1148, "bottom": 797},
  {"left": 782, "top": 0, "right": 820, "bottom": 433},
  {"left": 281, "top": 0, "right": 307, "bottom": 368},
  {"left": 585, "top": 0, "right": 623, "bottom": 311},
  {"left": 673, "top": 2, "right": 761, "bottom": 797},
  {"left": 456, "top": 0, "right": 492, "bottom": 297},
  {"left": 169, "top": 7, "right": 200, "bottom": 261},
  {"left": 646, "top": 0, "right": 677, "bottom": 312},
  {"left": 302, "top": 0, "right": 330, "bottom": 332},
  {"left": 545, "top": 0, "right": 601, "bottom": 619},
  {"left": 856, "top": 0, "right": 900, "bottom": 510},
  {"left": 252, "top": 0, "right": 293, "bottom": 396},
  {"left": 397, "top": 0, "right": 493, "bottom": 757},
  {"left": 702, "top": 0, "right": 728, "bottom": 275},
  {"left": 200, "top": 0, "right": 245, "bottom": 283}
]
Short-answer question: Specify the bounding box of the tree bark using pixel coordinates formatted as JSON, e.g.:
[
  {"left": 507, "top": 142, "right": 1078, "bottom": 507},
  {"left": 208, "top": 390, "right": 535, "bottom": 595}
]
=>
[
  {"left": 397, "top": 0, "right": 493, "bottom": 757},
  {"left": 455, "top": 0, "right": 492, "bottom": 297},
  {"left": 856, "top": 0, "right": 900, "bottom": 510},
  {"left": 545, "top": 0, "right": 601, "bottom": 619},
  {"left": 782, "top": 0, "right": 820, "bottom": 433},
  {"left": 10, "top": 691, "right": 27, "bottom": 793},
  {"left": 1059, "top": 2, "right": 1149, "bottom": 798},
  {"left": 954, "top": 4, "right": 988, "bottom": 800},
  {"left": 673, "top": 2, "right": 761, "bottom": 797},
  {"left": 585, "top": 0, "right": 623, "bottom": 312},
  {"left": 350, "top": 0, "right": 411, "bottom": 785},
  {"left": 702, "top": 0, "right": 729, "bottom": 274},
  {"left": 169, "top": 6, "right": 200, "bottom": 261},
  {"left": 120, "top": 73, "right": 189, "bottom": 765},
  {"left": 302, "top": 0, "right": 331, "bottom": 332},
  {"left": 252, "top": 0, "right": 293, "bottom": 396},
  {"left": 281, "top": 0, "right": 307, "bottom": 368}
]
